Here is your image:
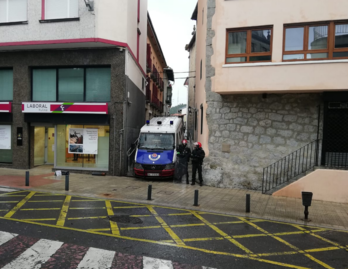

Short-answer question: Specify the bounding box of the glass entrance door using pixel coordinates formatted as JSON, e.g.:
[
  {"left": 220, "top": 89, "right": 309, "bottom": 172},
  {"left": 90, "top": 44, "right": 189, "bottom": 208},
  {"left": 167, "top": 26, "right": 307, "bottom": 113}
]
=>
[
  {"left": 46, "top": 128, "right": 55, "bottom": 164},
  {"left": 34, "top": 127, "right": 55, "bottom": 166}
]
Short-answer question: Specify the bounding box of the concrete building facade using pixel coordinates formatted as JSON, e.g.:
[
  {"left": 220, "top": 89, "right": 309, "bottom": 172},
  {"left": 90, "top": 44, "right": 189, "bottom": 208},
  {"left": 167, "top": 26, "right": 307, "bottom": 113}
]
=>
[
  {"left": 0, "top": 0, "right": 148, "bottom": 176},
  {"left": 190, "top": 0, "right": 348, "bottom": 191}
]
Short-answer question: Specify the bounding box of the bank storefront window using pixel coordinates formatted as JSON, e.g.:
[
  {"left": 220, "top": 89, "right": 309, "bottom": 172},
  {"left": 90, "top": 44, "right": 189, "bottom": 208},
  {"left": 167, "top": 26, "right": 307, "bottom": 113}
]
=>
[
  {"left": 56, "top": 125, "right": 109, "bottom": 170},
  {"left": 0, "top": 69, "right": 13, "bottom": 101},
  {"left": 32, "top": 67, "right": 111, "bottom": 102},
  {"left": 0, "top": 125, "right": 12, "bottom": 163}
]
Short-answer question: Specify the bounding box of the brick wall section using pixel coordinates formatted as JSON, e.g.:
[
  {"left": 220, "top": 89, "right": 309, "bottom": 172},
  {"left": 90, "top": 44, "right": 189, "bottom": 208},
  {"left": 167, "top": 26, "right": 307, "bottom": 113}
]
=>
[{"left": 204, "top": 93, "right": 322, "bottom": 189}]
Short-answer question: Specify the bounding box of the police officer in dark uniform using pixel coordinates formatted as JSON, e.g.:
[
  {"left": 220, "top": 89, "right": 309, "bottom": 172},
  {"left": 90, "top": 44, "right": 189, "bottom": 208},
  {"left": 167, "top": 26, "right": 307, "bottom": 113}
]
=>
[
  {"left": 191, "top": 142, "right": 205, "bottom": 186},
  {"left": 176, "top": 139, "right": 191, "bottom": 184}
]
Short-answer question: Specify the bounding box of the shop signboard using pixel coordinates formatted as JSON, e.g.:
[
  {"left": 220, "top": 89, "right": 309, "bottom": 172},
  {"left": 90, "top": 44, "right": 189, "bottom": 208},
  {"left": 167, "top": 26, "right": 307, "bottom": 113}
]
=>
[
  {"left": 22, "top": 103, "right": 108, "bottom": 114},
  {"left": 69, "top": 128, "right": 98, "bottom": 154},
  {"left": 0, "top": 125, "right": 11, "bottom": 149},
  {"left": 0, "top": 102, "right": 11, "bottom": 113}
]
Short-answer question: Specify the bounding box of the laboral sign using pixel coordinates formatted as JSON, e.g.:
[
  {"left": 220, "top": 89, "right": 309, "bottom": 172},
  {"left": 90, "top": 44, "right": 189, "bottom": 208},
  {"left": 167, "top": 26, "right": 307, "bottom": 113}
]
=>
[
  {"left": 0, "top": 125, "right": 11, "bottom": 150},
  {"left": 0, "top": 102, "right": 11, "bottom": 113},
  {"left": 69, "top": 128, "right": 98, "bottom": 155},
  {"left": 22, "top": 103, "right": 108, "bottom": 114}
]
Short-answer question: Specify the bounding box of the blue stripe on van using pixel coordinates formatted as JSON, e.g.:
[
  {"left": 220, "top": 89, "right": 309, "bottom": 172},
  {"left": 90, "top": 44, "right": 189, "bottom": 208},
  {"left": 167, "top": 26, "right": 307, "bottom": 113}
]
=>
[{"left": 136, "top": 149, "right": 174, "bottom": 165}]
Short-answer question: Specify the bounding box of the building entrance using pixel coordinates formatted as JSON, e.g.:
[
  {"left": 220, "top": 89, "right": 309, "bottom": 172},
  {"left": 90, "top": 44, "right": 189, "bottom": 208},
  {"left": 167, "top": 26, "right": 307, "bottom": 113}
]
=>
[
  {"left": 322, "top": 92, "right": 348, "bottom": 167},
  {"left": 34, "top": 127, "right": 55, "bottom": 166}
]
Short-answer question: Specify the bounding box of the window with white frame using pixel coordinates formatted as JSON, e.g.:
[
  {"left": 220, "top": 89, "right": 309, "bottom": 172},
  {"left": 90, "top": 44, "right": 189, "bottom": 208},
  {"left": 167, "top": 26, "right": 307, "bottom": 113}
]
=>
[
  {"left": 0, "top": 0, "right": 27, "bottom": 23},
  {"left": 45, "top": 0, "right": 78, "bottom": 20}
]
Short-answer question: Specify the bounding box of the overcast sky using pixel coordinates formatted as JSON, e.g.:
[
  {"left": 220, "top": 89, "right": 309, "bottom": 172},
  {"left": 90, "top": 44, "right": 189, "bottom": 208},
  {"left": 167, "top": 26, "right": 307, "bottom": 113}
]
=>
[{"left": 148, "top": 0, "right": 197, "bottom": 107}]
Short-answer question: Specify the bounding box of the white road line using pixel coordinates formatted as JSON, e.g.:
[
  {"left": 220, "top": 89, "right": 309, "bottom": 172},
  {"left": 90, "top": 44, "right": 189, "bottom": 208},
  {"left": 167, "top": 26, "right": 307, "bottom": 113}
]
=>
[
  {"left": 202, "top": 267, "right": 217, "bottom": 269},
  {"left": 0, "top": 188, "right": 18, "bottom": 192},
  {"left": 143, "top": 256, "right": 174, "bottom": 269},
  {"left": 2, "top": 239, "right": 63, "bottom": 269},
  {"left": 0, "top": 231, "right": 17, "bottom": 246},
  {"left": 77, "top": 247, "right": 115, "bottom": 269}
]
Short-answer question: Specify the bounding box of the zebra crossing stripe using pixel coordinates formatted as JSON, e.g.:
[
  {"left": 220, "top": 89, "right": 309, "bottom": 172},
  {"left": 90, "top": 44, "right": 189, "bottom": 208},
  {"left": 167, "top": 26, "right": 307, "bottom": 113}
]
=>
[
  {"left": 0, "top": 188, "right": 18, "bottom": 192},
  {"left": 77, "top": 247, "right": 115, "bottom": 269},
  {"left": 143, "top": 256, "right": 174, "bottom": 269},
  {"left": 2, "top": 239, "right": 63, "bottom": 269},
  {"left": 0, "top": 230, "right": 216, "bottom": 269},
  {"left": 0, "top": 231, "right": 17, "bottom": 246}
]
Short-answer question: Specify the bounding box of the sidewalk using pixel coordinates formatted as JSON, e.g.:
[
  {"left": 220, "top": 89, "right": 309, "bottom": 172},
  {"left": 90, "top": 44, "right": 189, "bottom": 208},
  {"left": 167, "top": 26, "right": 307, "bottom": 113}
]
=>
[{"left": 0, "top": 166, "right": 347, "bottom": 231}]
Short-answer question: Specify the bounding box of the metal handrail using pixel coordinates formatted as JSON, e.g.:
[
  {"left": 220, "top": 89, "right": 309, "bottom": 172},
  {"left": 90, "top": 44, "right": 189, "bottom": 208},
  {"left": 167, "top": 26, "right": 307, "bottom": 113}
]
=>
[
  {"left": 262, "top": 139, "right": 321, "bottom": 194},
  {"left": 127, "top": 138, "right": 139, "bottom": 157}
]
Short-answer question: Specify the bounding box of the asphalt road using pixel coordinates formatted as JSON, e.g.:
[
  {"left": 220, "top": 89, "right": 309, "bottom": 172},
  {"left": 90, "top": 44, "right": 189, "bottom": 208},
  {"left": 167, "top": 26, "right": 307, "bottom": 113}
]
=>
[{"left": 0, "top": 188, "right": 347, "bottom": 268}]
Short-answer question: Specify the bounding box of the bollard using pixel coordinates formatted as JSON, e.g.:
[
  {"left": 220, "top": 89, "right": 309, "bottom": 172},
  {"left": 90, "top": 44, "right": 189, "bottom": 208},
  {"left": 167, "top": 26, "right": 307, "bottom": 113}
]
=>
[
  {"left": 301, "top": 192, "right": 313, "bottom": 221},
  {"left": 65, "top": 174, "right": 69, "bottom": 191},
  {"left": 25, "top": 171, "right": 29, "bottom": 186},
  {"left": 246, "top": 194, "right": 250, "bottom": 213},
  {"left": 193, "top": 190, "right": 199, "bottom": 206},
  {"left": 147, "top": 185, "right": 152, "bottom": 200}
]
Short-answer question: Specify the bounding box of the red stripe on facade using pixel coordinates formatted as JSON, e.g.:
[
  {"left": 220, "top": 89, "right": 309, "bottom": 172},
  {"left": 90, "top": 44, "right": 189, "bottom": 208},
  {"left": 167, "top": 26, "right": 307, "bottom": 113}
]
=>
[
  {"left": 0, "top": 235, "right": 40, "bottom": 268},
  {"left": 0, "top": 38, "right": 146, "bottom": 77},
  {"left": 137, "top": 32, "right": 140, "bottom": 61},
  {"left": 41, "top": 0, "right": 45, "bottom": 20},
  {"left": 40, "top": 243, "right": 89, "bottom": 269},
  {"left": 137, "top": 0, "right": 140, "bottom": 22},
  {"left": 111, "top": 252, "right": 143, "bottom": 269},
  {"left": 0, "top": 102, "right": 11, "bottom": 112},
  {"left": 50, "top": 104, "right": 108, "bottom": 114}
]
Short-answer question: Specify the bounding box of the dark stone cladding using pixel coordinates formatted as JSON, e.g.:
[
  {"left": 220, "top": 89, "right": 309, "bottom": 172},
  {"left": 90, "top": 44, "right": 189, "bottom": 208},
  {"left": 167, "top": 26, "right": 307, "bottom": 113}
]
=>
[{"left": 0, "top": 48, "right": 134, "bottom": 176}]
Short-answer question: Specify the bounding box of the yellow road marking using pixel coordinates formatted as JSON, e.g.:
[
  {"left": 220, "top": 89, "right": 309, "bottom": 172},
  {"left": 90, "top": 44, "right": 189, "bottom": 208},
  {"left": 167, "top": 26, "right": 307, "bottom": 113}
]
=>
[
  {"left": 121, "top": 226, "right": 162, "bottom": 230},
  {"left": 22, "top": 218, "right": 57, "bottom": 221},
  {"left": 239, "top": 217, "right": 335, "bottom": 269},
  {"left": 159, "top": 240, "right": 175, "bottom": 243},
  {"left": 4, "top": 192, "right": 35, "bottom": 218},
  {"left": 68, "top": 216, "right": 107, "bottom": 220},
  {"left": 0, "top": 201, "right": 20, "bottom": 203},
  {"left": 170, "top": 223, "right": 205, "bottom": 228},
  {"left": 71, "top": 199, "right": 105, "bottom": 202},
  {"left": 88, "top": 228, "right": 111, "bottom": 232},
  {"left": 233, "top": 234, "right": 267, "bottom": 239},
  {"left": 56, "top": 195, "right": 71, "bottom": 226},
  {"left": 130, "top": 214, "right": 152, "bottom": 217},
  {"left": 168, "top": 213, "right": 192, "bottom": 216},
  {"left": 0, "top": 216, "right": 333, "bottom": 269},
  {"left": 105, "top": 200, "right": 120, "bottom": 235},
  {"left": 304, "top": 254, "right": 334, "bottom": 269},
  {"left": 147, "top": 206, "right": 185, "bottom": 246},
  {"left": 213, "top": 221, "right": 244, "bottom": 225},
  {"left": 70, "top": 207, "right": 106, "bottom": 210},
  {"left": 305, "top": 247, "right": 340, "bottom": 253},
  {"left": 191, "top": 211, "right": 253, "bottom": 254},
  {"left": 21, "top": 208, "right": 61, "bottom": 211},
  {"left": 35, "top": 194, "right": 66, "bottom": 196},
  {"left": 113, "top": 206, "right": 147, "bottom": 209},
  {"left": 183, "top": 237, "right": 224, "bottom": 242},
  {"left": 28, "top": 200, "right": 64, "bottom": 203}
]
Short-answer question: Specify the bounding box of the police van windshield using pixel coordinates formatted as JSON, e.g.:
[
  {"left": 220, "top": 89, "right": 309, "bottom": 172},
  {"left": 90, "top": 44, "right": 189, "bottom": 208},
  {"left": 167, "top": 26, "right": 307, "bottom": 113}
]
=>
[{"left": 139, "top": 133, "right": 175, "bottom": 150}]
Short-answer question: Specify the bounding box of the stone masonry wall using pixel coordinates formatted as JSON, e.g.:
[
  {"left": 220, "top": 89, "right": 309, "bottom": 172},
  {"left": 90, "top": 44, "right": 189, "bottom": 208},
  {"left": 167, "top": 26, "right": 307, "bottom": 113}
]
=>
[{"left": 204, "top": 93, "right": 323, "bottom": 190}]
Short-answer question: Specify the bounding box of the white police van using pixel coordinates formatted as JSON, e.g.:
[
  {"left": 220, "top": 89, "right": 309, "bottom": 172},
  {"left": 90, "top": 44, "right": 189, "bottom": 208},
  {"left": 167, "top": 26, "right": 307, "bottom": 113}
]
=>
[{"left": 134, "top": 117, "right": 184, "bottom": 179}]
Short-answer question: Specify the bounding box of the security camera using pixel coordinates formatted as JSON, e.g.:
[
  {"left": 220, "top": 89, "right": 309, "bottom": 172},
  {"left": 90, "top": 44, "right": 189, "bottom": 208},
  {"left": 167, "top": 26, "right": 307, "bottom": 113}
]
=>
[{"left": 119, "top": 47, "right": 124, "bottom": 52}]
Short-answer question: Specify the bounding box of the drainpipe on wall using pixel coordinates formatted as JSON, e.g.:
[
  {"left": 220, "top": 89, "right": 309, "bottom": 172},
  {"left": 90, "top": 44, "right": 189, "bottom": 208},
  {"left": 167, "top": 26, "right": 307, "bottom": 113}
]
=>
[{"left": 119, "top": 129, "right": 124, "bottom": 175}]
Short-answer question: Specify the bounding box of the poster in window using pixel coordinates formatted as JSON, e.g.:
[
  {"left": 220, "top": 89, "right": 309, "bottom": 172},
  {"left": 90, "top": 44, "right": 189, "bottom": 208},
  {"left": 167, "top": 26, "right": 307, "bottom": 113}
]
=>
[
  {"left": 0, "top": 125, "right": 11, "bottom": 150},
  {"left": 68, "top": 128, "right": 98, "bottom": 154}
]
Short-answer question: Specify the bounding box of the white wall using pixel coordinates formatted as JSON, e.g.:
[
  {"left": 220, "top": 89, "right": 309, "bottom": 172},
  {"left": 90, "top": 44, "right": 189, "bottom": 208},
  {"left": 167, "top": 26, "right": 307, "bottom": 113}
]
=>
[
  {"left": 125, "top": 50, "right": 145, "bottom": 94},
  {"left": 0, "top": 0, "right": 95, "bottom": 43},
  {"left": 95, "top": 0, "right": 128, "bottom": 43}
]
